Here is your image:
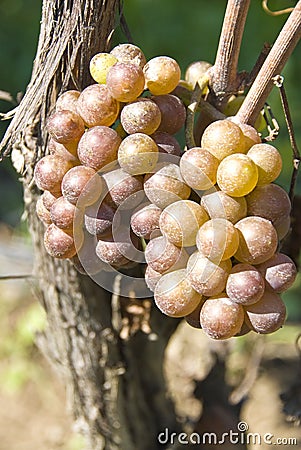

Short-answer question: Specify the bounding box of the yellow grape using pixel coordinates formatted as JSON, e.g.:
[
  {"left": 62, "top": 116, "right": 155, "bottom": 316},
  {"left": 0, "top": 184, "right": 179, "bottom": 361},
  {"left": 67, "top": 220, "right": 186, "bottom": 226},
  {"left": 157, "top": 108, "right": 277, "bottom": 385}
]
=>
[
  {"left": 217, "top": 153, "right": 258, "bottom": 197},
  {"left": 247, "top": 143, "right": 282, "bottom": 185},
  {"left": 118, "top": 133, "right": 159, "bottom": 175},
  {"left": 201, "top": 189, "right": 247, "bottom": 224},
  {"left": 180, "top": 147, "right": 219, "bottom": 190},
  {"left": 89, "top": 52, "right": 118, "bottom": 84},
  {"left": 201, "top": 119, "right": 245, "bottom": 161},
  {"left": 143, "top": 56, "right": 181, "bottom": 95}
]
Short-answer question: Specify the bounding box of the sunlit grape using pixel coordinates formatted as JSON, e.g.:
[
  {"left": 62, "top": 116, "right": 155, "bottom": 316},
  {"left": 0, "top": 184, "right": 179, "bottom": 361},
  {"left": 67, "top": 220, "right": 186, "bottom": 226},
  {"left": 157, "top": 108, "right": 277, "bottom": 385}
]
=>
[
  {"left": 196, "top": 218, "right": 239, "bottom": 261},
  {"left": 120, "top": 98, "right": 161, "bottom": 135},
  {"left": 77, "top": 84, "right": 120, "bottom": 127},
  {"left": 247, "top": 143, "right": 282, "bottom": 185},
  {"left": 106, "top": 62, "right": 145, "bottom": 102},
  {"left": 201, "top": 119, "right": 245, "bottom": 161},
  {"left": 201, "top": 189, "right": 247, "bottom": 224},
  {"left": 118, "top": 133, "right": 159, "bottom": 175},
  {"left": 143, "top": 56, "right": 181, "bottom": 95},
  {"left": 217, "top": 153, "right": 258, "bottom": 197},
  {"left": 226, "top": 263, "right": 265, "bottom": 305},
  {"left": 89, "top": 52, "right": 118, "bottom": 84},
  {"left": 180, "top": 147, "right": 219, "bottom": 190}
]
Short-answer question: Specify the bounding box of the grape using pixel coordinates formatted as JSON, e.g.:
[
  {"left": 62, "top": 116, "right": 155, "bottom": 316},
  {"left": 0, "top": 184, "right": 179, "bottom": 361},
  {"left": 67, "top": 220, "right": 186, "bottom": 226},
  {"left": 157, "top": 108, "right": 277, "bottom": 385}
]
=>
[
  {"left": 235, "top": 216, "right": 278, "bottom": 265},
  {"left": 89, "top": 52, "right": 118, "bottom": 84},
  {"left": 106, "top": 62, "right": 145, "bottom": 102},
  {"left": 120, "top": 98, "right": 161, "bottom": 135},
  {"left": 102, "top": 168, "right": 143, "bottom": 209},
  {"left": 185, "top": 60, "right": 212, "bottom": 89},
  {"left": 247, "top": 143, "right": 282, "bottom": 185},
  {"left": 143, "top": 56, "right": 181, "bottom": 95},
  {"left": 196, "top": 218, "right": 239, "bottom": 262},
  {"left": 118, "top": 133, "right": 159, "bottom": 175},
  {"left": 159, "top": 200, "right": 209, "bottom": 247},
  {"left": 77, "top": 84, "right": 120, "bottom": 127},
  {"left": 34, "top": 154, "right": 73, "bottom": 195},
  {"left": 36, "top": 197, "right": 52, "bottom": 225},
  {"left": 201, "top": 119, "right": 245, "bottom": 161},
  {"left": 217, "top": 153, "right": 258, "bottom": 197},
  {"left": 235, "top": 321, "right": 252, "bottom": 337},
  {"left": 77, "top": 126, "right": 121, "bottom": 171},
  {"left": 41, "top": 190, "right": 58, "bottom": 211},
  {"left": 96, "top": 227, "right": 140, "bottom": 267},
  {"left": 44, "top": 224, "right": 76, "bottom": 259},
  {"left": 61, "top": 165, "right": 102, "bottom": 206},
  {"left": 200, "top": 295, "right": 244, "bottom": 340},
  {"left": 187, "top": 252, "right": 232, "bottom": 296},
  {"left": 151, "top": 131, "right": 181, "bottom": 156},
  {"left": 244, "top": 290, "right": 286, "bottom": 334},
  {"left": 84, "top": 201, "right": 116, "bottom": 236},
  {"left": 239, "top": 123, "right": 261, "bottom": 151},
  {"left": 184, "top": 300, "right": 204, "bottom": 329},
  {"left": 152, "top": 94, "right": 186, "bottom": 135},
  {"left": 154, "top": 269, "right": 202, "bottom": 317},
  {"left": 145, "top": 235, "right": 188, "bottom": 274},
  {"left": 144, "top": 163, "right": 191, "bottom": 209},
  {"left": 201, "top": 189, "right": 247, "bottom": 224},
  {"left": 47, "top": 109, "right": 85, "bottom": 145},
  {"left": 55, "top": 90, "right": 80, "bottom": 114},
  {"left": 110, "top": 43, "right": 146, "bottom": 69},
  {"left": 257, "top": 253, "right": 297, "bottom": 293},
  {"left": 145, "top": 265, "right": 162, "bottom": 292},
  {"left": 274, "top": 215, "right": 291, "bottom": 241},
  {"left": 130, "top": 203, "right": 161, "bottom": 239},
  {"left": 246, "top": 184, "right": 291, "bottom": 225},
  {"left": 50, "top": 196, "right": 76, "bottom": 232},
  {"left": 179, "top": 147, "right": 219, "bottom": 190},
  {"left": 226, "top": 263, "right": 265, "bottom": 305},
  {"left": 48, "top": 138, "right": 79, "bottom": 162}
]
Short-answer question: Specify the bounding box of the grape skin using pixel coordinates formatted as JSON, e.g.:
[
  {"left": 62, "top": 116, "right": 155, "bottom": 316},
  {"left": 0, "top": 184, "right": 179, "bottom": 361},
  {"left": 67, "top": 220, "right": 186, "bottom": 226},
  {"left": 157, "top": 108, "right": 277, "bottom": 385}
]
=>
[
  {"left": 185, "top": 60, "right": 212, "bottom": 89},
  {"left": 44, "top": 224, "right": 77, "bottom": 259},
  {"left": 180, "top": 147, "right": 219, "bottom": 190},
  {"left": 184, "top": 300, "right": 204, "bottom": 329},
  {"left": 84, "top": 201, "right": 116, "bottom": 237},
  {"left": 145, "top": 265, "right": 162, "bottom": 292},
  {"left": 151, "top": 131, "right": 181, "bottom": 156},
  {"left": 247, "top": 143, "right": 282, "bottom": 185},
  {"left": 36, "top": 197, "right": 52, "bottom": 225},
  {"left": 257, "top": 253, "right": 297, "bottom": 293},
  {"left": 102, "top": 168, "right": 143, "bottom": 210},
  {"left": 201, "top": 119, "right": 245, "bottom": 161},
  {"left": 106, "top": 62, "right": 145, "bottom": 102},
  {"left": 201, "top": 189, "right": 247, "bottom": 224},
  {"left": 217, "top": 153, "right": 258, "bottom": 197},
  {"left": 41, "top": 190, "right": 58, "bottom": 211},
  {"left": 50, "top": 196, "right": 76, "bottom": 232},
  {"left": 89, "top": 52, "right": 118, "bottom": 84},
  {"left": 61, "top": 166, "right": 102, "bottom": 206},
  {"left": 77, "top": 84, "right": 120, "bottom": 127},
  {"left": 110, "top": 43, "right": 146, "bottom": 69},
  {"left": 120, "top": 98, "right": 161, "bottom": 135},
  {"left": 226, "top": 263, "right": 265, "bottom": 306},
  {"left": 143, "top": 56, "right": 181, "bottom": 95},
  {"left": 131, "top": 203, "right": 161, "bottom": 239},
  {"left": 246, "top": 184, "right": 291, "bottom": 225},
  {"left": 47, "top": 109, "right": 85, "bottom": 145},
  {"left": 34, "top": 155, "right": 73, "bottom": 195},
  {"left": 145, "top": 235, "right": 188, "bottom": 274},
  {"left": 152, "top": 95, "right": 186, "bottom": 135},
  {"left": 118, "top": 133, "right": 159, "bottom": 175},
  {"left": 244, "top": 290, "right": 286, "bottom": 334},
  {"left": 55, "top": 90, "right": 80, "bottom": 115}
]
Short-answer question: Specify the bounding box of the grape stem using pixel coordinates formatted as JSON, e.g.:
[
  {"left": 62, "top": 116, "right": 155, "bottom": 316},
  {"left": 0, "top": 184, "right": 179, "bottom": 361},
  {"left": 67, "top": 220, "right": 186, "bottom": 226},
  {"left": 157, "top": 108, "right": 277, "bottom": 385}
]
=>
[
  {"left": 209, "top": 0, "right": 251, "bottom": 108},
  {"left": 236, "top": 2, "right": 301, "bottom": 126}
]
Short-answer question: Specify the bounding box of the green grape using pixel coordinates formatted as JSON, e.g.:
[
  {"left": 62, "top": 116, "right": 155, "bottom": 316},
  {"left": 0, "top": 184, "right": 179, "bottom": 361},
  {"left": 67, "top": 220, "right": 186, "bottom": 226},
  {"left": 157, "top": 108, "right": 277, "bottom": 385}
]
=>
[
  {"left": 235, "top": 216, "right": 278, "bottom": 265},
  {"left": 247, "top": 143, "right": 282, "bottom": 185},
  {"left": 184, "top": 60, "right": 212, "bottom": 89},
  {"left": 196, "top": 218, "right": 239, "bottom": 262},
  {"left": 200, "top": 295, "right": 244, "bottom": 340},
  {"left": 154, "top": 269, "right": 202, "bottom": 318},
  {"left": 180, "top": 147, "right": 219, "bottom": 190},
  {"left": 118, "top": 133, "right": 159, "bottom": 175},
  {"left": 159, "top": 200, "right": 209, "bottom": 247},
  {"left": 246, "top": 184, "right": 291, "bottom": 225},
  {"left": 217, "top": 153, "right": 258, "bottom": 197},
  {"left": 106, "top": 62, "right": 145, "bottom": 102},
  {"left": 226, "top": 263, "right": 265, "bottom": 305},
  {"left": 201, "top": 189, "right": 247, "bottom": 224},
  {"left": 89, "top": 52, "right": 118, "bottom": 84},
  {"left": 257, "top": 253, "right": 297, "bottom": 293},
  {"left": 224, "top": 96, "right": 266, "bottom": 131},
  {"left": 143, "top": 56, "right": 181, "bottom": 95},
  {"left": 245, "top": 290, "right": 286, "bottom": 334},
  {"left": 187, "top": 252, "right": 232, "bottom": 296},
  {"left": 201, "top": 119, "right": 245, "bottom": 161},
  {"left": 77, "top": 84, "right": 120, "bottom": 127},
  {"left": 110, "top": 43, "right": 146, "bottom": 69},
  {"left": 120, "top": 98, "right": 161, "bottom": 135}
]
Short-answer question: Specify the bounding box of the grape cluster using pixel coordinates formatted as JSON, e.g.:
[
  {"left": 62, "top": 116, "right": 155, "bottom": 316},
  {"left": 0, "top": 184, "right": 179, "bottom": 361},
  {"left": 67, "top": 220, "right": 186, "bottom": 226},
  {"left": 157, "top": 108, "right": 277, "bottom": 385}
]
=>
[{"left": 34, "top": 43, "right": 297, "bottom": 340}]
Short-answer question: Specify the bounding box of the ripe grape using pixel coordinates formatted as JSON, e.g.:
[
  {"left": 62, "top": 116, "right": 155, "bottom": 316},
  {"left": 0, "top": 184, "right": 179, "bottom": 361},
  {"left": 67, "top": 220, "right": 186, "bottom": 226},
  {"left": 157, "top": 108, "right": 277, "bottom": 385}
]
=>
[
  {"left": 89, "top": 52, "right": 118, "bottom": 84},
  {"left": 217, "top": 153, "right": 258, "bottom": 197},
  {"left": 118, "top": 133, "right": 159, "bottom": 175},
  {"left": 84, "top": 201, "right": 117, "bottom": 236},
  {"left": 247, "top": 143, "right": 282, "bottom": 185},
  {"left": 151, "top": 131, "right": 181, "bottom": 156},
  {"left": 106, "top": 62, "right": 145, "bottom": 102},
  {"left": 187, "top": 252, "right": 232, "bottom": 296},
  {"left": 244, "top": 290, "right": 286, "bottom": 334},
  {"left": 145, "top": 235, "right": 188, "bottom": 274},
  {"left": 144, "top": 163, "right": 191, "bottom": 209},
  {"left": 154, "top": 269, "right": 202, "bottom": 317},
  {"left": 55, "top": 90, "right": 80, "bottom": 114},
  {"left": 180, "top": 147, "right": 219, "bottom": 190},
  {"left": 235, "top": 216, "right": 278, "bottom": 265},
  {"left": 48, "top": 138, "right": 79, "bottom": 162},
  {"left": 257, "top": 253, "right": 297, "bottom": 293},
  {"left": 120, "top": 98, "right": 161, "bottom": 135},
  {"left": 226, "top": 263, "right": 265, "bottom": 305},
  {"left": 143, "top": 56, "right": 181, "bottom": 95},
  {"left": 184, "top": 300, "right": 204, "bottom": 329},
  {"left": 246, "top": 184, "right": 291, "bottom": 225},
  {"left": 77, "top": 126, "right": 121, "bottom": 171},
  {"left": 200, "top": 295, "right": 244, "bottom": 340},
  {"left": 201, "top": 119, "right": 245, "bottom": 160},
  {"left": 110, "top": 43, "right": 146, "bottom": 69},
  {"left": 41, "top": 190, "right": 58, "bottom": 211},
  {"left": 96, "top": 227, "right": 139, "bottom": 267},
  {"left": 36, "top": 197, "right": 52, "bottom": 225},
  {"left": 44, "top": 223, "right": 76, "bottom": 259},
  {"left": 201, "top": 189, "right": 247, "bottom": 224},
  {"left": 144, "top": 265, "right": 162, "bottom": 292},
  {"left": 50, "top": 196, "right": 76, "bottom": 232},
  {"left": 159, "top": 200, "right": 209, "bottom": 247},
  {"left": 77, "top": 84, "right": 120, "bottom": 127},
  {"left": 152, "top": 94, "right": 186, "bottom": 135},
  {"left": 196, "top": 218, "right": 239, "bottom": 261},
  {"left": 61, "top": 165, "right": 102, "bottom": 206},
  {"left": 47, "top": 110, "right": 85, "bottom": 145},
  {"left": 185, "top": 60, "right": 212, "bottom": 89},
  {"left": 237, "top": 122, "right": 261, "bottom": 152},
  {"left": 102, "top": 168, "right": 143, "bottom": 209},
  {"left": 130, "top": 203, "right": 161, "bottom": 239},
  {"left": 34, "top": 154, "right": 73, "bottom": 195},
  {"left": 274, "top": 215, "right": 291, "bottom": 241}
]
